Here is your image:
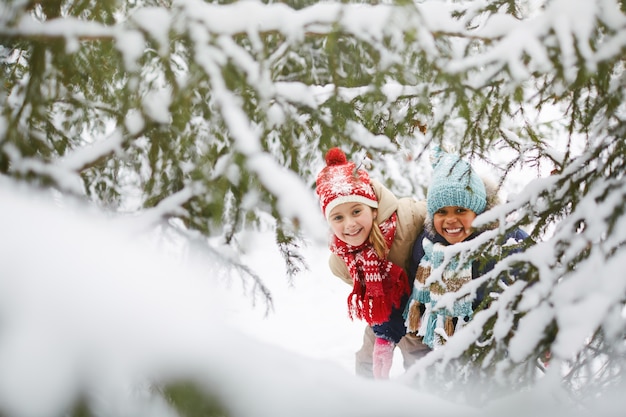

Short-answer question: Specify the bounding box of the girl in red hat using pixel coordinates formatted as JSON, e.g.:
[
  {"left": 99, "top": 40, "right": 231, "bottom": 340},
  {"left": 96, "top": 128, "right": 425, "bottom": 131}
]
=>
[{"left": 315, "top": 147, "right": 429, "bottom": 379}]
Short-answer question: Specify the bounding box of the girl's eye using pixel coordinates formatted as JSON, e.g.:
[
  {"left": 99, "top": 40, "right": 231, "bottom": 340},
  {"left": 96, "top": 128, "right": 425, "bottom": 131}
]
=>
[
  {"left": 331, "top": 215, "right": 343, "bottom": 222},
  {"left": 456, "top": 208, "right": 467, "bottom": 214},
  {"left": 353, "top": 209, "right": 361, "bottom": 215}
]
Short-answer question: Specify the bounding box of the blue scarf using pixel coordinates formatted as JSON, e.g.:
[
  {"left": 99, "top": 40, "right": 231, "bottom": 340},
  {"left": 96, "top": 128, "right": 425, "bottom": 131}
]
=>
[{"left": 404, "top": 236, "right": 474, "bottom": 348}]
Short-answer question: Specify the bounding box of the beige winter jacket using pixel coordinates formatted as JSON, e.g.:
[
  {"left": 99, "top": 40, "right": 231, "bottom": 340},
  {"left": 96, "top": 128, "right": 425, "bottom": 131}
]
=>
[{"left": 328, "top": 179, "right": 427, "bottom": 286}]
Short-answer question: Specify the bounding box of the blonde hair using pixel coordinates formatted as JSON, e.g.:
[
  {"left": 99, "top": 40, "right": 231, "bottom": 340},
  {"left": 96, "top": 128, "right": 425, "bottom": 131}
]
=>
[{"left": 369, "top": 217, "right": 389, "bottom": 259}]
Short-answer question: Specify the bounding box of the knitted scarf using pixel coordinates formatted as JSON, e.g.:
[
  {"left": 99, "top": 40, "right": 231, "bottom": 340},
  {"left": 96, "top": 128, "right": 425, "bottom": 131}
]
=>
[
  {"left": 404, "top": 236, "right": 474, "bottom": 348},
  {"left": 331, "top": 213, "right": 410, "bottom": 326}
]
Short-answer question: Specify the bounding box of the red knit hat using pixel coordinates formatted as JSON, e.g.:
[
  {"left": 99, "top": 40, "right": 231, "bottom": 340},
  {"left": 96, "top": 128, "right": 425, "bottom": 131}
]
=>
[{"left": 315, "top": 148, "right": 378, "bottom": 219}]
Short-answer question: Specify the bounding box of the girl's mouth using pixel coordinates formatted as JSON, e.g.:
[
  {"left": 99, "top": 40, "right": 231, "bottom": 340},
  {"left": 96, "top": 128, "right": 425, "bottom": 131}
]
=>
[{"left": 344, "top": 228, "right": 363, "bottom": 237}]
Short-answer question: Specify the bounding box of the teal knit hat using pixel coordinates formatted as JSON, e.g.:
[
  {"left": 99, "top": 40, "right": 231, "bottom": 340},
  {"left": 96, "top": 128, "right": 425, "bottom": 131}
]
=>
[{"left": 426, "top": 147, "right": 487, "bottom": 219}]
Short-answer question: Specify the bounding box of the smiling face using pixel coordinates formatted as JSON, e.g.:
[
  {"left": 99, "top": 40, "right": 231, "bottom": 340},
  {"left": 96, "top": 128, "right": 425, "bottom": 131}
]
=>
[
  {"left": 328, "top": 202, "right": 376, "bottom": 247},
  {"left": 433, "top": 206, "right": 477, "bottom": 244}
]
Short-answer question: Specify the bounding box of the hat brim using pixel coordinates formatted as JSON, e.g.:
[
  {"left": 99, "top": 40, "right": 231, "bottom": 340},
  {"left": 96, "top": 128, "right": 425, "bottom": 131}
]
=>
[{"left": 325, "top": 196, "right": 378, "bottom": 219}]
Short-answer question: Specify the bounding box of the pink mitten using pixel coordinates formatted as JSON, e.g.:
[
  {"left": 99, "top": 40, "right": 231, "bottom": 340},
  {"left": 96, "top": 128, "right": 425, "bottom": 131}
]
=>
[{"left": 372, "top": 337, "right": 394, "bottom": 379}]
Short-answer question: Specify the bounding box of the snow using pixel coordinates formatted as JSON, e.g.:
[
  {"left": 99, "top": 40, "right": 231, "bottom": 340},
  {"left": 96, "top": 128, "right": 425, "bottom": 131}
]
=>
[
  {"left": 115, "top": 29, "right": 145, "bottom": 72},
  {"left": 2, "top": 168, "right": 626, "bottom": 416},
  {"left": 59, "top": 128, "right": 125, "bottom": 172},
  {"left": 130, "top": 8, "right": 172, "bottom": 57},
  {"left": 0, "top": 180, "right": 478, "bottom": 417},
  {"left": 142, "top": 86, "right": 173, "bottom": 124},
  {"left": 347, "top": 121, "right": 397, "bottom": 151}
]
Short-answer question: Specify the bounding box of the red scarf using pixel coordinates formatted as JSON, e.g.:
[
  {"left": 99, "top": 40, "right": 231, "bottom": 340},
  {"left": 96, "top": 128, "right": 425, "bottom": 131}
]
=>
[{"left": 330, "top": 213, "right": 410, "bottom": 325}]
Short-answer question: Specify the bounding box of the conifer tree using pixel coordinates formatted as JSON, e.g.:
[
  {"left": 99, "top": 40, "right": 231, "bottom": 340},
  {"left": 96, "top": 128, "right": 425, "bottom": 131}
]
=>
[{"left": 1, "top": 0, "right": 626, "bottom": 411}]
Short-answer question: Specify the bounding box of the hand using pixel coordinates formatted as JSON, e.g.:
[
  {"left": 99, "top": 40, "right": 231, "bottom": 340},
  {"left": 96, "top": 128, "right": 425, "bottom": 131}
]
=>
[{"left": 372, "top": 337, "right": 394, "bottom": 379}]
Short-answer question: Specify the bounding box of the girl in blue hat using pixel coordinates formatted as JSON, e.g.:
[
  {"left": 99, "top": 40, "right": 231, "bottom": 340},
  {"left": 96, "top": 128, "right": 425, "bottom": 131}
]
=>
[{"left": 405, "top": 148, "right": 529, "bottom": 349}]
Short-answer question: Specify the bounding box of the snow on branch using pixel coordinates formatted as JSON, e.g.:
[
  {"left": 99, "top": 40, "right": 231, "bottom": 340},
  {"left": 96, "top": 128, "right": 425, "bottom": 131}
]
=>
[{"left": 447, "top": 0, "right": 626, "bottom": 82}]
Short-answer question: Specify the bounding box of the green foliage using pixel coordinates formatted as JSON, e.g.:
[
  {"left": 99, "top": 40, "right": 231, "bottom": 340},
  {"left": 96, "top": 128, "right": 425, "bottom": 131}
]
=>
[
  {"left": 164, "top": 382, "right": 230, "bottom": 417},
  {"left": 0, "top": 0, "right": 436, "bottom": 240},
  {"left": 64, "top": 381, "right": 233, "bottom": 417}
]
